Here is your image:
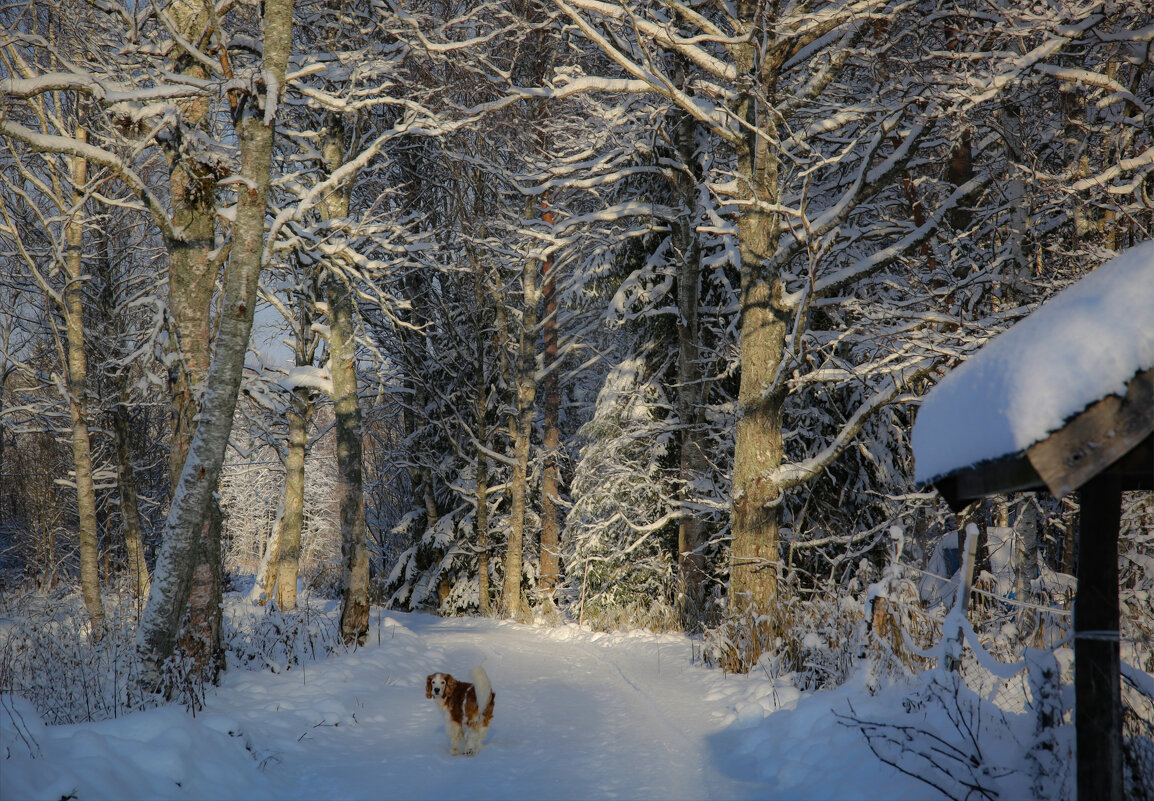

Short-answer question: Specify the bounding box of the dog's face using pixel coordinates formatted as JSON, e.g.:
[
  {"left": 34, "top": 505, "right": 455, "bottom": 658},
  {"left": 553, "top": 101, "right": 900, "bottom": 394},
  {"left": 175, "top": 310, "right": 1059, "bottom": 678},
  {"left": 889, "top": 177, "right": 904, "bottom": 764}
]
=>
[{"left": 426, "top": 673, "right": 450, "bottom": 702}]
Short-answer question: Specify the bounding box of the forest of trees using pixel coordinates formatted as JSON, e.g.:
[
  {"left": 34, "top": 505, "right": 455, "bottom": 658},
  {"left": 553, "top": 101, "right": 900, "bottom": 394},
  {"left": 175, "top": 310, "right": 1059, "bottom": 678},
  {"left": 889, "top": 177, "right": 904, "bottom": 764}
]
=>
[{"left": 1, "top": 0, "right": 1151, "bottom": 704}]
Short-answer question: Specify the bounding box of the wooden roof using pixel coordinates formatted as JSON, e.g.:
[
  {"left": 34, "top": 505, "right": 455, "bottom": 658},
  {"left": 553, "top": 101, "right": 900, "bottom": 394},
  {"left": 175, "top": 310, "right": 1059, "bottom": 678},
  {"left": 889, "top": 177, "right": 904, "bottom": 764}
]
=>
[{"left": 932, "top": 366, "right": 1153, "bottom": 511}]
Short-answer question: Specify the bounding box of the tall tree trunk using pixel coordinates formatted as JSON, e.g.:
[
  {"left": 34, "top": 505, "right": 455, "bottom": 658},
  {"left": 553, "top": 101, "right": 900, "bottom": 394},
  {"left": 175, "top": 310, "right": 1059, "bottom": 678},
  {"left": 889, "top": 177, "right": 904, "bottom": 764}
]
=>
[
  {"left": 95, "top": 221, "right": 150, "bottom": 601},
  {"left": 330, "top": 268, "right": 369, "bottom": 643},
  {"left": 250, "top": 510, "right": 281, "bottom": 605},
  {"left": 156, "top": 5, "right": 227, "bottom": 679},
  {"left": 64, "top": 126, "right": 105, "bottom": 632},
  {"left": 727, "top": 6, "right": 787, "bottom": 645},
  {"left": 111, "top": 392, "right": 149, "bottom": 600},
  {"left": 671, "top": 110, "right": 709, "bottom": 630},
  {"left": 317, "top": 113, "right": 370, "bottom": 646},
  {"left": 1014, "top": 494, "right": 1040, "bottom": 641},
  {"left": 472, "top": 255, "right": 492, "bottom": 615},
  {"left": 272, "top": 257, "right": 319, "bottom": 611},
  {"left": 137, "top": 0, "right": 296, "bottom": 687},
  {"left": 275, "top": 385, "right": 312, "bottom": 611},
  {"left": 539, "top": 201, "right": 560, "bottom": 595},
  {"left": 502, "top": 209, "right": 541, "bottom": 620}
]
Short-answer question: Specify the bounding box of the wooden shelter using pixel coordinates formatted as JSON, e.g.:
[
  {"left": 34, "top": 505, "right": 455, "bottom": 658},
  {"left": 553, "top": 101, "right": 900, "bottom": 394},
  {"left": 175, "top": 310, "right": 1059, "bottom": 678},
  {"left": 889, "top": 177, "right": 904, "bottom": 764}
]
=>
[
  {"left": 912, "top": 241, "right": 1154, "bottom": 801},
  {"left": 929, "top": 367, "right": 1152, "bottom": 801}
]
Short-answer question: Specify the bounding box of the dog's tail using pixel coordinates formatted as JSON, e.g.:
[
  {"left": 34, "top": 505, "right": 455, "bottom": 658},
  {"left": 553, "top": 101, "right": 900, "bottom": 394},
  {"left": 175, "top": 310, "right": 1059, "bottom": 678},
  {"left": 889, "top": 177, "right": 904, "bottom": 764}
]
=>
[{"left": 471, "top": 666, "right": 492, "bottom": 709}]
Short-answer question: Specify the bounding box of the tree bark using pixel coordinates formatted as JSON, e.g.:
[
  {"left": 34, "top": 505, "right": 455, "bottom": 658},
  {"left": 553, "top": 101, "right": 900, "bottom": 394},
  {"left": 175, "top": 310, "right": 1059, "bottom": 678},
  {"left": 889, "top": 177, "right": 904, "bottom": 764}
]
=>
[
  {"left": 727, "top": 7, "right": 787, "bottom": 626},
  {"left": 1013, "top": 495, "right": 1040, "bottom": 641},
  {"left": 275, "top": 385, "right": 312, "bottom": 611},
  {"left": 64, "top": 126, "right": 105, "bottom": 632},
  {"left": 156, "top": 3, "right": 227, "bottom": 679},
  {"left": 137, "top": 0, "right": 296, "bottom": 687},
  {"left": 671, "top": 109, "right": 709, "bottom": 630},
  {"left": 330, "top": 266, "right": 369, "bottom": 643},
  {"left": 251, "top": 511, "right": 281, "bottom": 605},
  {"left": 539, "top": 201, "right": 560, "bottom": 595},
  {"left": 317, "top": 113, "right": 371, "bottom": 646},
  {"left": 502, "top": 206, "right": 541, "bottom": 620},
  {"left": 473, "top": 255, "right": 492, "bottom": 615},
  {"left": 111, "top": 392, "right": 149, "bottom": 600}
]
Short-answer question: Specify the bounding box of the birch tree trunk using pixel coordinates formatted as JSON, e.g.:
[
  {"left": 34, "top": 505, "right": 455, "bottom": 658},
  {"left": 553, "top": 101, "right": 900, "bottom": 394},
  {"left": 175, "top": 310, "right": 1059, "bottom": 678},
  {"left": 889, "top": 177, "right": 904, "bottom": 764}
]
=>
[
  {"left": 64, "top": 126, "right": 105, "bottom": 632},
  {"left": 275, "top": 385, "right": 312, "bottom": 611},
  {"left": 502, "top": 208, "right": 541, "bottom": 620},
  {"left": 137, "top": 0, "right": 296, "bottom": 687},
  {"left": 161, "top": 30, "right": 226, "bottom": 680},
  {"left": 137, "top": 0, "right": 236, "bottom": 677},
  {"left": 317, "top": 114, "right": 370, "bottom": 646},
  {"left": 272, "top": 254, "right": 320, "bottom": 611}
]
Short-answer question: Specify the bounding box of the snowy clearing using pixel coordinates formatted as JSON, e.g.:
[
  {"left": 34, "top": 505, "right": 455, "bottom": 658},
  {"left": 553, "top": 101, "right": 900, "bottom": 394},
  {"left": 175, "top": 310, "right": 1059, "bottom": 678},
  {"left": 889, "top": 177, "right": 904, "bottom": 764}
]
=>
[{"left": 3, "top": 604, "right": 965, "bottom": 801}]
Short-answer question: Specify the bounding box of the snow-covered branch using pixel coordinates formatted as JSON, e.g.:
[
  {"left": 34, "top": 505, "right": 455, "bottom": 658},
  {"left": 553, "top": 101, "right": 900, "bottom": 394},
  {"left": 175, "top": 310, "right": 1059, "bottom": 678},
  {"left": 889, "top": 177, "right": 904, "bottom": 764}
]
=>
[
  {"left": 772, "top": 360, "right": 936, "bottom": 492},
  {"left": 0, "top": 119, "right": 178, "bottom": 242}
]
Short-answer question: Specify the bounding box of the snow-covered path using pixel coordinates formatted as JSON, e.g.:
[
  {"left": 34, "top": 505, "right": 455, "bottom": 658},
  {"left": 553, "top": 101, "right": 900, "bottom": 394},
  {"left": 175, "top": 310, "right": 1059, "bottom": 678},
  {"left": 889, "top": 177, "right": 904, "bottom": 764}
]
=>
[
  {"left": 212, "top": 613, "right": 763, "bottom": 800},
  {"left": 3, "top": 606, "right": 947, "bottom": 801}
]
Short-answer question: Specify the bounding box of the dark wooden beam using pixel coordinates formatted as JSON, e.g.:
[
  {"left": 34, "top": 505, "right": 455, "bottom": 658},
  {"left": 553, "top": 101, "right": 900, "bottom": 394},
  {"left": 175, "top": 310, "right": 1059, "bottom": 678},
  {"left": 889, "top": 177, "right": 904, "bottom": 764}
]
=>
[
  {"left": 1028, "top": 367, "right": 1153, "bottom": 497},
  {"left": 1075, "top": 472, "right": 1123, "bottom": 801},
  {"left": 933, "top": 454, "right": 1046, "bottom": 512}
]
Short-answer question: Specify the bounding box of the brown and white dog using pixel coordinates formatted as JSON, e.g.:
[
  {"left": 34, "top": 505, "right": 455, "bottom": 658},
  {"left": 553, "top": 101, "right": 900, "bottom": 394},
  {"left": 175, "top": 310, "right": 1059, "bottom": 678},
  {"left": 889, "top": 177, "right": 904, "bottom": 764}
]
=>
[{"left": 425, "top": 666, "right": 495, "bottom": 756}]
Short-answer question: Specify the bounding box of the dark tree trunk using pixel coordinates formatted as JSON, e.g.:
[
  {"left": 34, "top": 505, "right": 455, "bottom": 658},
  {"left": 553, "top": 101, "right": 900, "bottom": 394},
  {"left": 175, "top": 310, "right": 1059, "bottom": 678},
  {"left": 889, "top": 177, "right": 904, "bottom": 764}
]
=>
[{"left": 540, "top": 201, "right": 560, "bottom": 595}]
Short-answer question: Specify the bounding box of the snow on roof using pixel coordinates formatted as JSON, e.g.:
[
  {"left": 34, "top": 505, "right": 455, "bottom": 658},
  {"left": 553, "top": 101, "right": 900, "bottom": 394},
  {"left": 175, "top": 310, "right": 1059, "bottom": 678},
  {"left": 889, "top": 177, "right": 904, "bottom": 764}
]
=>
[{"left": 913, "top": 240, "right": 1154, "bottom": 485}]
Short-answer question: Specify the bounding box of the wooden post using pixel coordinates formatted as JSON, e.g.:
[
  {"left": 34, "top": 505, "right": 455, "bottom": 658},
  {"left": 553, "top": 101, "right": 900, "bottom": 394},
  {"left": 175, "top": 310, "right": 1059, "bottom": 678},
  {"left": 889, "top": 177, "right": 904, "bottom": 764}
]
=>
[
  {"left": 958, "top": 523, "right": 979, "bottom": 615},
  {"left": 1074, "top": 473, "right": 1122, "bottom": 801},
  {"left": 945, "top": 524, "right": 979, "bottom": 672}
]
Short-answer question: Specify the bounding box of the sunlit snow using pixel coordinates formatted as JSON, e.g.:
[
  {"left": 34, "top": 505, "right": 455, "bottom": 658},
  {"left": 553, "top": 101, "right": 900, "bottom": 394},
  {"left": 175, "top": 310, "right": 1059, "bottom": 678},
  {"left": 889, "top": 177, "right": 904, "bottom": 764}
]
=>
[{"left": 3, "top": 604, "right": 987, "bottom": 801}]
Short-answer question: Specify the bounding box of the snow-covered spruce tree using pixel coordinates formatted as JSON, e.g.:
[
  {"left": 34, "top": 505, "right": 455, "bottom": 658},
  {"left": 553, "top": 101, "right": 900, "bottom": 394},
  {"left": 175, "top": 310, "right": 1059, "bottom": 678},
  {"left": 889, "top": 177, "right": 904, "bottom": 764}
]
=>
[
  {"left": 555, "top": 93, "right": 740, "bottom": 632},
  {"left": 566, "top": 355, "right": 681, "bottom": 629}
]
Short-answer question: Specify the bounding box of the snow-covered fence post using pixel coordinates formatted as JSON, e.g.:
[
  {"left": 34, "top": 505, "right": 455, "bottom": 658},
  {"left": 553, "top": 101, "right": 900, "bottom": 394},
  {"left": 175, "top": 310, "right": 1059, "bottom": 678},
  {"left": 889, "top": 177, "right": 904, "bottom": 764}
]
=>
[{"left": 943, "top": 524, "right": 979, "bottom": 673}]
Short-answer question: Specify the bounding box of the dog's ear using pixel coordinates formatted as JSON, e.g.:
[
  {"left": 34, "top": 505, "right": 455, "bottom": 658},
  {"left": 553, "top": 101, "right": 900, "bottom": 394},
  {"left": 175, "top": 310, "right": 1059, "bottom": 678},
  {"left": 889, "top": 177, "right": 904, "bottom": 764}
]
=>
[{"left": 426, "top": 674, "right": 433, "bottom": 698}]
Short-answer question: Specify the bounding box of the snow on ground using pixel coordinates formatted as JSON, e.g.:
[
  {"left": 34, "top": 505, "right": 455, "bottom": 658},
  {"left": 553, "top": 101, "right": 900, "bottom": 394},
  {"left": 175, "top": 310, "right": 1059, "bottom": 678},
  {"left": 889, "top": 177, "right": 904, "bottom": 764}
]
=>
[
  {"left": 1, "top": 603, "right": 968, "bottom": 801},
  {"left": 913, "top": 239, "right": 1154, "bottom": 484}
]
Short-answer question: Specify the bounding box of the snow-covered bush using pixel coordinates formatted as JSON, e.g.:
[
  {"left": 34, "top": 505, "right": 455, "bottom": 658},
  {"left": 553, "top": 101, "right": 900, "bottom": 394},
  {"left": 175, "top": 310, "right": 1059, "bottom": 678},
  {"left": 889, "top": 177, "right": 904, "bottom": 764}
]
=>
[
  {"left": 224, "top": 596, "right": 343, "bottom": 674},
  {"left": 0, "top": 588, "right": 158, "bottom": 724}
]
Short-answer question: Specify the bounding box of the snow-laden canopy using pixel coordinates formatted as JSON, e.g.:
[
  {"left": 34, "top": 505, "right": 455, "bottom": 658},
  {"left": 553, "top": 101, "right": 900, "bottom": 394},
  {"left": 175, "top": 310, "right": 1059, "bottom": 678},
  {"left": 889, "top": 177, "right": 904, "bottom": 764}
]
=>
[{"left": 913, "top": 240, "right": 1154, "bottom": 485}]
